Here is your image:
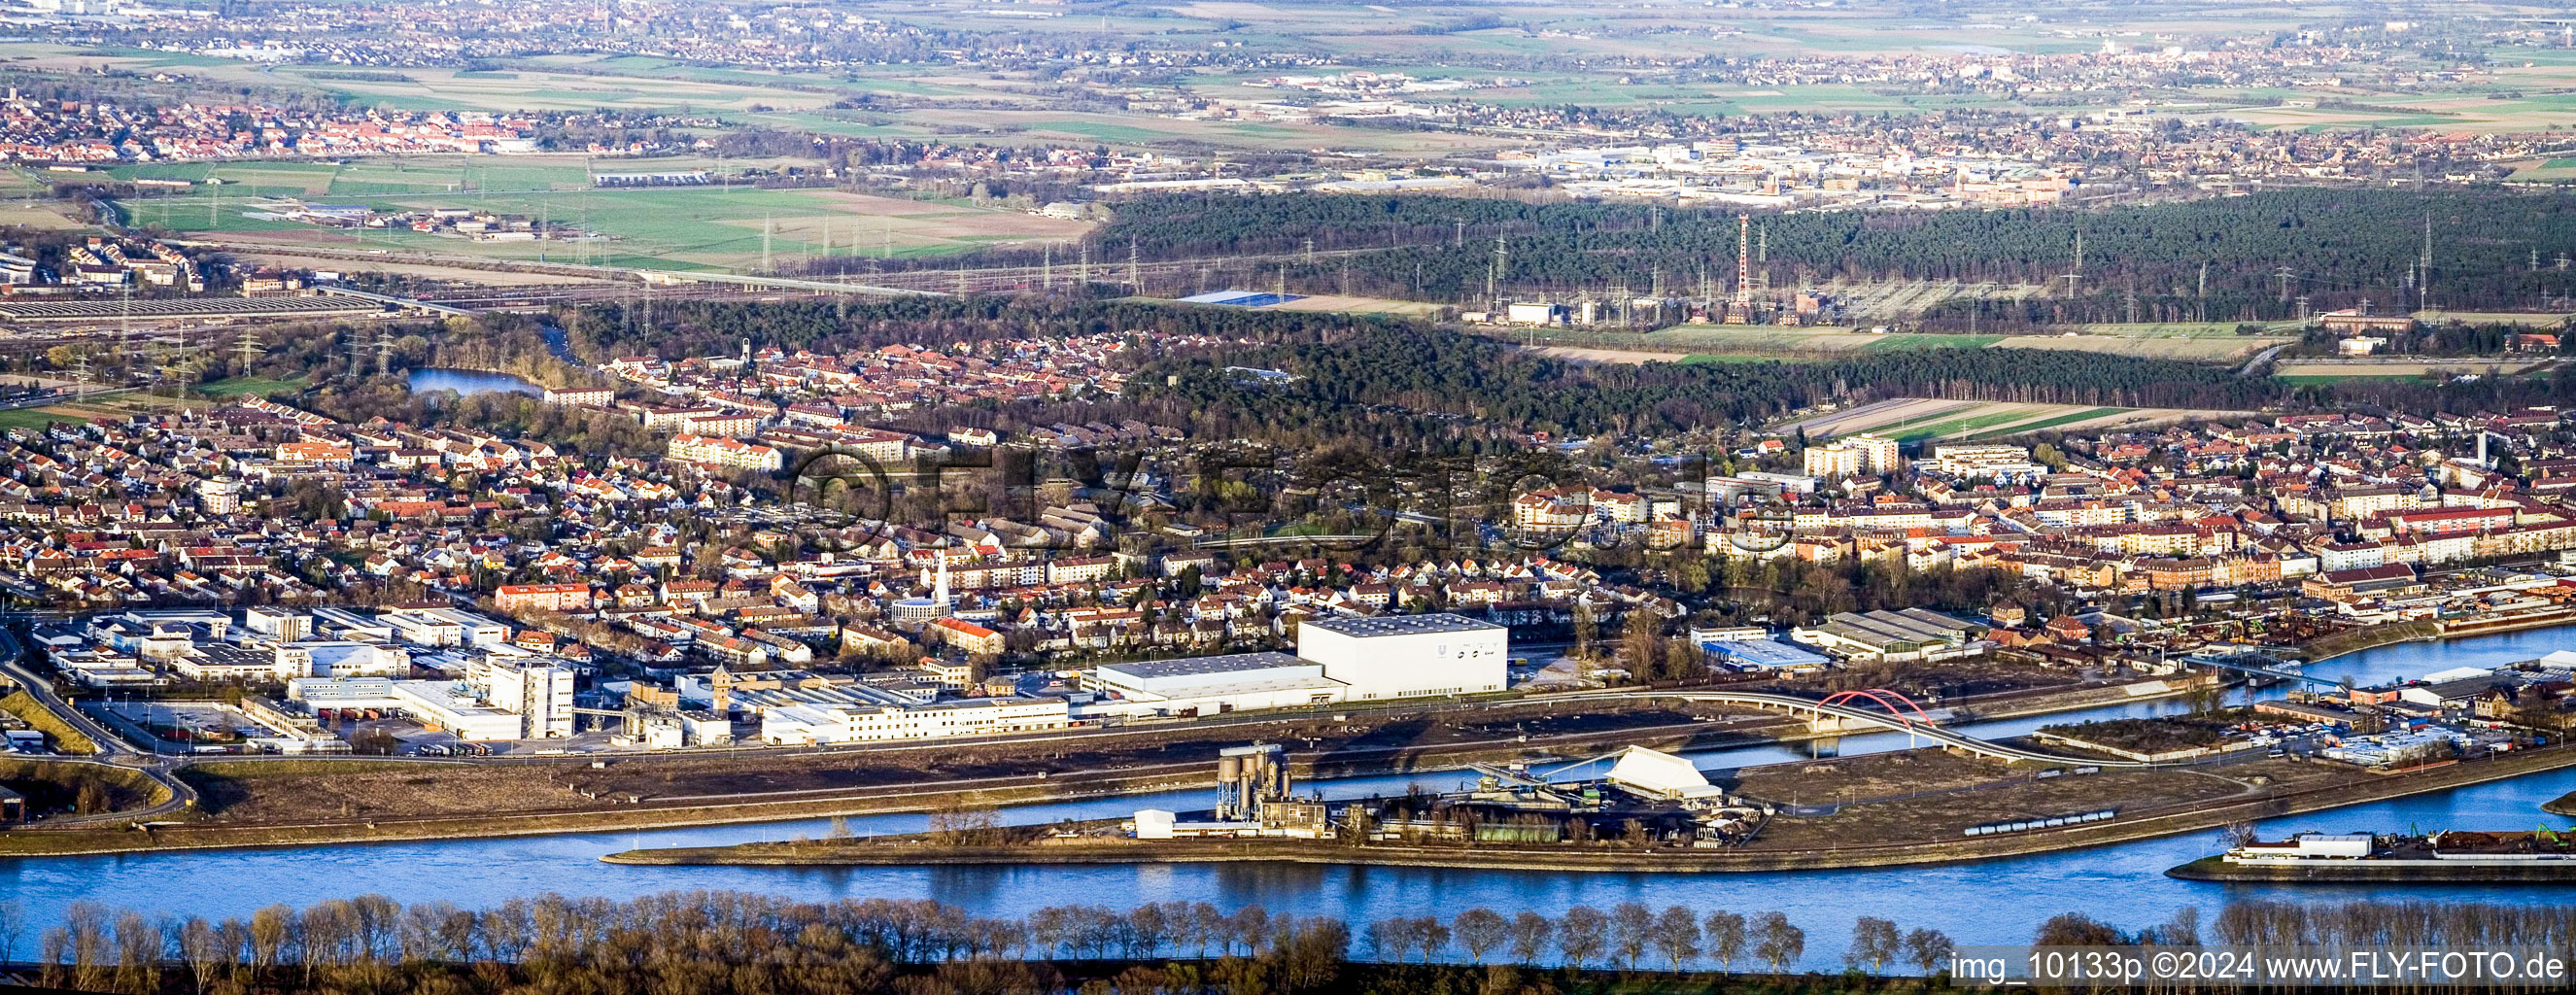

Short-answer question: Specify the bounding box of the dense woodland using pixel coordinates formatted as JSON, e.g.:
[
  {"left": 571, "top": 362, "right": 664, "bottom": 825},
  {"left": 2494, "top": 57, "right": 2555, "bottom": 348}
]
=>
[
  {"left": 3, "top": 892, "right": 2570, "bottom": 995},
  {"left": 1076, "top": 188, "right": 2576, "bottom": 321}
]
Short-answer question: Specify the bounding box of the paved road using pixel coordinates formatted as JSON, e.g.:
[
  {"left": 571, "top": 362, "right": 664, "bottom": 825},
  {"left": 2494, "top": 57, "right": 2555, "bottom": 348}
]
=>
[
  {"left": 0, "top": 626, "right": 199, "bottom": 823},
  {"left": 0, "top": 628, "right": 131, "bottom": 758}
]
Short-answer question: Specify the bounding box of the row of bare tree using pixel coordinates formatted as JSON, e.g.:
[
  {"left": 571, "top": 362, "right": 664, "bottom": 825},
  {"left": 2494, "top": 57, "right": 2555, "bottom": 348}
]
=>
[{"left": 4, "top": 891, "right": 2573, "bottom": 995}]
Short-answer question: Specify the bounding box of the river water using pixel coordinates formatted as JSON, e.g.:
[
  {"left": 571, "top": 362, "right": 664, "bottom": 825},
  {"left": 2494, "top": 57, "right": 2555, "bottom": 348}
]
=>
[{"left": 5, "top": 628, "right": 2572, "bottom": 967}]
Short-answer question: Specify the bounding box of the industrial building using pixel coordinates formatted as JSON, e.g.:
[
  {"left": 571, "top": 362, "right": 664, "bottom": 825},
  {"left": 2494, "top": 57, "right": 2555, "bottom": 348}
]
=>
[
  {"left": 1085, "top": 612, "right": 1511, "bottom": 717},
  {"left": 382, "top": 607, "right": 512, "bottom": 647},
  {"left": 1131, "top": 743, "right": 1764, "bottom": 847},
  {"left": 289, "top": 677, "right": 523, "bottom": 741},
  {"left": 286, "top": 653, "right": 578, "bottom": 740},
  {"left": 1089, "top": 651, "right": 1345, "bottom": 715},
  {"left": 753, "top": 691, "right": 1071, "bottom": 745},
  {"left": 1702, "top": 637, "right": 1833, "bottom": 673},
  {"left": 1794, "top": 608, "right": 1987, "bottom": 663},
  {"left": 1293, "top": 613, "right": 1509, "bottom": 702}
]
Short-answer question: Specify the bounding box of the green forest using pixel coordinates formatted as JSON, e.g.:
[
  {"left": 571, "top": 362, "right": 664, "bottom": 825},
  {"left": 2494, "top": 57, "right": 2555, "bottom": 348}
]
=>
[{"left": 1076, "top": 187, "right": 2576, "bottom": 321}]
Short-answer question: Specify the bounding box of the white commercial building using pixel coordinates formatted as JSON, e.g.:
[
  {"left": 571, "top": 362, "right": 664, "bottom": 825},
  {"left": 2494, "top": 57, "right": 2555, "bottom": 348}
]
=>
[
  {"left": 470, "top": 656, "right": 575, "bottom": 738},
  {"left": 1930, "top": 443, "right": 2044, "bottom": 478},
  {"left": 283, "top": 647, "right": 575, "bottom": 740},
  {"left": 288, "top": 677, "right": 525, "bottom": 741},
  {"left": 1089, "top": 651, "right": 1347, "bottom": 716},
  {"left": 754, "top": 694, "right": 1071, "bottom": 745},
  {"left": 383, "top": 608, "right": 511, "bottom": 647},
  {"left": 241, "top": 607, "right": 311, "bottom": 641},
  {"left": 273, "top": 640, "right": 410, "bottom": 678},
  {"left": 1293, "top": 613, "right": 1508, "bottom": 702}
]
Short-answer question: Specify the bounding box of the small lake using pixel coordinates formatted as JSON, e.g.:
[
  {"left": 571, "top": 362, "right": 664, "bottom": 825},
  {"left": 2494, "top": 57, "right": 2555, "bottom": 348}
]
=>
[{"left": 408, "top": 367, "right": 542, "bottom": 398}]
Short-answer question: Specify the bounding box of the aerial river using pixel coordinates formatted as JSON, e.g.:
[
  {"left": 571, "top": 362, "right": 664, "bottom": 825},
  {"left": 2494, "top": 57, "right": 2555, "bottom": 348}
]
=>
[{"left": 6, "top": 627, "right": 2573, "bottom": 968}]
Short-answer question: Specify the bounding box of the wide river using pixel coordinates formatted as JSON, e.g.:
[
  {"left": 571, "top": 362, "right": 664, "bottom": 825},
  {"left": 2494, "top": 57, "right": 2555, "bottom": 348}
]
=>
[{"left": 7, "top": 628, "right": 2574, "bottom": 967}]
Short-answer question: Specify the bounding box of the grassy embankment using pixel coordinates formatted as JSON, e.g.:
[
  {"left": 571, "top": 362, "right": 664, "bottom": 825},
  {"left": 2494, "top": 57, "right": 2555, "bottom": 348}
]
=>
[
  {"left": 0, "top": 690, "right": 98, "bottom": 753},
  {"left": 2291, "top": 621, "right": 2439, "bottom": 663},
  {"left": 0, "top": 756, "right": 173, "bottom": 815}
]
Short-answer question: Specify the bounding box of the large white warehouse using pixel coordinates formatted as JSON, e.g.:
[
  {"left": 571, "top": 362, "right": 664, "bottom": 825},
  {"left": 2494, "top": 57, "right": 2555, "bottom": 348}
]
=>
[{"left": 1294, "top": 613, "right": 1509, "bottom": 702}]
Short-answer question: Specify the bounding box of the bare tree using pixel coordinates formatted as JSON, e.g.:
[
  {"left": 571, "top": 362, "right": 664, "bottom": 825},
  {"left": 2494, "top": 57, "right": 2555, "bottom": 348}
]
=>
[
  {"left": 1703, "top": 910, "right": 1746, "bottom": 973},
  {"left": 1905, "top": 928, "right": 1956, "bottom": 978},
  {"left": 1230, "top": 905, "right": 1272, "bottom": 957},
  {"left": 1556, "top": 907, "right": 1607, "bottom": 968},
  {"left": 1610, "top": 902, "right": 1654, "bottom": 969},
  {"left": 1846, "top": 915, "right": 1901, "bottom": 975},
  {"left": 1411, "top": 915, "right": 1450, "bottom": 964},
  {"left": 1651, "top": 906, "right": 1701, "bottom": 972},
  {"left": 1452, "top": 909, "right": 1507, "bottom": 965},
  {"left": 178, "top": 917, "right": 227, "bottom": 995},
  {"left": 1362, "top": 917, "right": 1407, "bottom": 962},
  {"left": 0, "top": 899, "right": 21, "bottom": 969},
  {"left": 1505, "top": 910, "right": 1552, "bottom": 966},
  {"left": 247, "top": 906, "right": 290, "bottom": 979},
  {"left": 1752, "top": 911, "right": 1804, "bottom": 974},
  {"left": 62, "top": 901, "right": 110, "bottom": 993},
  {"left": 112, "top": 909, "right": 159, "bottom": 995}
]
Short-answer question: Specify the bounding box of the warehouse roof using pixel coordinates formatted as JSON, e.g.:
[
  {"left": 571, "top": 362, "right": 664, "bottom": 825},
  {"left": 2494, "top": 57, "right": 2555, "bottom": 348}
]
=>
[
  {"left": 1301, "top": 613, "right": 1503, "bottom": 638},
  {"left": 1098, "top": 651, "right": 1309, "bottom": 680}
]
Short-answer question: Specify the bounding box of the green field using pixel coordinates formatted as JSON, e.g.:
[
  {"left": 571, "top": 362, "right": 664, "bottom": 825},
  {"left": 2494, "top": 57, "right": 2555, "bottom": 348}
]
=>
[
  {"left": 1679, "top": 353, "right": 1811, "bottom": 364},
  {"left": 0, "top": 408, "right": 77, "bottom": 430},
  {"left": 1866, "top": 333, "right": 1999, "bottom": 351},
  {"left": 1890, "top": 407, "right": 2058, "bottom": 443},
  {"left": 1968, "top": 406, "right": 2129, "bottom": 439},
  {"left": 196, "top": 375, "right": 310, "bottom": 398}
]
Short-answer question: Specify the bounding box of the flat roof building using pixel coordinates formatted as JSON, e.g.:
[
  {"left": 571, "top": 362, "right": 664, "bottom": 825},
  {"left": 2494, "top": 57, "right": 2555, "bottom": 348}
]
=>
[
  {"left": 1091, "top": 651, "right": 1346, "bottom": 716},
  {"left": 1796, "top": 608, "right": 1985, "bottom": 662},
  {"left": 1295, "top": 612, "right": 1508, "bottom": 703}
]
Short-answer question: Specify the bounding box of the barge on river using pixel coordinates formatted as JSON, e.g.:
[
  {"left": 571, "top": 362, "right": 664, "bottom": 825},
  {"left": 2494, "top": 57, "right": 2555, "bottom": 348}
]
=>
[{"left": 2169, "top": 830, "right": 2576, "bottom": 882}]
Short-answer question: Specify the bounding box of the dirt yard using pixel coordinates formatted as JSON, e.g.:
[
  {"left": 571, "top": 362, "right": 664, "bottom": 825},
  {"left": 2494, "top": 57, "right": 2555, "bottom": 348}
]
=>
[{"left": 1736, "top": 750, "right": 2340, "bottom": 849}]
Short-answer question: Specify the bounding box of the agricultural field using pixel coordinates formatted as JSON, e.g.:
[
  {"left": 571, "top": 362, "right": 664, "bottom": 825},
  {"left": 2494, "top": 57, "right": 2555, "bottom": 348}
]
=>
[
  {"left": 1775, "top": 396, "right": 2250, "bottom": 443},
  {"left": 2409, "top": 311, "right": 2574, "bottom": 327},
  {"left": 117, "top": 180, "right": 1094, "bottom": 271},
  {"left": 1989, "top": 327, "right": 2288, "bottom": 361},
  {"left": 0, "top": 389, "right": 206, "bottom": 430},
  {"left": 194, "top": 375, "right": 311, "bottom": 398},
  {"left": 2272, "top": 358, "right": 2559, "bottom": 380},
  {"left": 108, "top": 157, "right": 606, "bottom": 200}
]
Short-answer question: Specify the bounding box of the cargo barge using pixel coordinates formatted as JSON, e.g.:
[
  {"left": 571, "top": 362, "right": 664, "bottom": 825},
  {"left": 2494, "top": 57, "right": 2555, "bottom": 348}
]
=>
[{"left": 2168, "top": 830, "right": 2576, "bottom": 882}]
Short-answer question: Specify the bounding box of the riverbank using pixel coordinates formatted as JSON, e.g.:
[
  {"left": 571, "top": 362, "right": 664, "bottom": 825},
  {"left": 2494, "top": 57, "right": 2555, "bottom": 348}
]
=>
[
  {"left": 603, "top": 742, "right": 2576, "bottom": 874},
  {"left": 2165, "top": 854, "right": 2576, "bottom": 883},
  {"left": 2544, "top": 791, "right": 2576, "bottom": 816},
  {"left": 0, "top": 677, "right": 2189, "bottom": 858},
  {"left": 2291, "top": 621, "right": 2440, "bottom": 663}
]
